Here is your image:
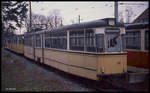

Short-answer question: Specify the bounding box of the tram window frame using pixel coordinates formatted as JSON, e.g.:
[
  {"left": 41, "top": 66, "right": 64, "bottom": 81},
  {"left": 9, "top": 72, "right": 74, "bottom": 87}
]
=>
[
  {"left": 45, "top": 32, "right": 51, "bottom": 48},
  {"left": 70, "top": 30, "right": 84, "bottom": 51},
  {"left": 85, "top": 29, "right": 97, "bottom": 52},
  {"left": 96, "top": 34, "right": 104, "bottom": 52},
  {"left": 126, "top": 31, "right": 141, "bottom": 50},
  {"left": 145, "top": 30, "right": 149, "bottom": 50},
  {"left": 45, "top": 31, "right": 67, "bottom": 49},
  {"left": 25, "top": 36, "right": 29, "bottom": 46},
  {"left": 105, "top": 30, "right": 121, "bottom": 52},
  {"left": 45, "top": 37, "right": 51, "bottom": 48},
  {"left": 36, "top": 34, "right": 41, "bottom": 48},
  {"left": 28, "top": 35, "right": 32, "bottom": 47},
  {"left": 26, "top": 36, "right": 30, "bottom": 46},
  {"left": 121, "top": 34, "right": 126, "bottom": 52},
  {"left": 19, "top": 36, "right": 22, "bottom": 45}
]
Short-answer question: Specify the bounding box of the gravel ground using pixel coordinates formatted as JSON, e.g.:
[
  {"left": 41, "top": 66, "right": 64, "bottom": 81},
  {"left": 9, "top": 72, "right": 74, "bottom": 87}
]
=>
[{"left": 1, "top": 48, "right": 94, "bottom": 92}]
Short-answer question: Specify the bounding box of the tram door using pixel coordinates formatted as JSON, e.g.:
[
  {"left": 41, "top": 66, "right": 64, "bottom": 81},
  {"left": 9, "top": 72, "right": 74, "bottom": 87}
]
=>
[
  {"left": 106, "top": 33, "right": 121, "bottom": 52},
  {"left": 104, "top": 30, "right": 124, "bottom": 74}
]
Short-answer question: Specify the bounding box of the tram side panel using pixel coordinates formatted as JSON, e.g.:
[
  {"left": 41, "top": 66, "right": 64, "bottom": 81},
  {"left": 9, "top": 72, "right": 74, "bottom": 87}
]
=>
[
  {"left": 43, "top": 49, "right": 127, "bottom": 80},
  {"left": 97, "top": 54, "right": 127, "bottom": 75},
  {"left": 24, "top": 45, "right": 34, "bottom": 60},
  {"left": 35, "top": 48, "right": 43, "bottom": 63},
  {"left": 127, "top": 50, "right": 148, "bottom": 69},
  {"left": 44, "top": 49, "right": 98, "bottom": 80},
  {"left": 19, "top": 44, "right": 24, "bottom": 54},
  {"left": 67, "top": 52, "right": 98, "bottom": 80}
]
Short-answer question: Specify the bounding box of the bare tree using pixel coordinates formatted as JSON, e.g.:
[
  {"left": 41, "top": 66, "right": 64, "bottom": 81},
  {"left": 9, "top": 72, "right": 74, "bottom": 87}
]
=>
[
  {"left": 125, "top": 6, "right": 134, "bottom": 23},
  {"left": 118, "top": 11, "right": 124, "bottom": 23},
  {"left": 25, "top": 15, "right": 30, "bottom": 32},
  {"left": 25, "top": 9, "right": 63, "bottom": 32},
  {"left": 25, "top": 12, "right": 47, "bottom": 32},
  {"left": 47, "top": 9, "right": 63, "bottom": 29}
]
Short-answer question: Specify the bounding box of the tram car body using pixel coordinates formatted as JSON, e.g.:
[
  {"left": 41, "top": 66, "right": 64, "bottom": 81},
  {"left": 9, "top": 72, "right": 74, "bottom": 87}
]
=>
[
  {"left": 125, "top": 22, "right": 149, "bottom": 72},
  {"left": 24, "top": 18, "right": 127, "bottom": 80},
  {"left": 4, "top": 34, "right": 24, "bottom": 55}
]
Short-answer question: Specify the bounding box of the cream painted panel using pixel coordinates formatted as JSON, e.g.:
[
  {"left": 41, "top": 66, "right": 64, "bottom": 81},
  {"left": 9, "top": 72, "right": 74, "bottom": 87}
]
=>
[
  {"left": 68, "top": 53, "right": 85, "bottom": 67},
  {"left": 84, "top": 54, "right": 98, "bottom": 70},
  {"left": 103, "top": 55, "right": 124, "bottom": 74}
]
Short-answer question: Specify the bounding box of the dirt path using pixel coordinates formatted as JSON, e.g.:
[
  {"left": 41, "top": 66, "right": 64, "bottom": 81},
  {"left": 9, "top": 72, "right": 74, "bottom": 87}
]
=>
[{"left": 1, "top": 48, "right": 94, "bottom": 92}]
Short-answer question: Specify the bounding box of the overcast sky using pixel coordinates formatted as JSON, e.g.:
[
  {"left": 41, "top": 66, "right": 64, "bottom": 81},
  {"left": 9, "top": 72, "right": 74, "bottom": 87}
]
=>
[
  {"left": 16, "top": 1, "right": 149, "bottom": 34},
  {"left": 31, "top": 1, "right": 148, "bottom": 24}
]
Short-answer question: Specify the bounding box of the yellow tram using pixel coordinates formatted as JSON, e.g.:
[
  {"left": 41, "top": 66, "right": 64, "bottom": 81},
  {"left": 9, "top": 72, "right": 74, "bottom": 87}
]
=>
[
  {"left": 24, "top": 18, "right": 127, "bottom": 80},
  {"left": 4, "top": 34, "right": 24, "bottom": 55}
]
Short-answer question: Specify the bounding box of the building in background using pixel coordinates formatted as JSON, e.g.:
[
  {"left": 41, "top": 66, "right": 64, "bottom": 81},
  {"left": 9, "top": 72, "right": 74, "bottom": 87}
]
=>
[{"left": 132, "top": 8, "right": 149, "bottom": 23}]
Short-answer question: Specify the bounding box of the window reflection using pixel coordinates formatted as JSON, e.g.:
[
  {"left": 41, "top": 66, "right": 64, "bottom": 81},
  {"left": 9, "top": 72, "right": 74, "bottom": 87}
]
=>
[{"left": 106, "top": 33, "right": 121, "bottom": 52}]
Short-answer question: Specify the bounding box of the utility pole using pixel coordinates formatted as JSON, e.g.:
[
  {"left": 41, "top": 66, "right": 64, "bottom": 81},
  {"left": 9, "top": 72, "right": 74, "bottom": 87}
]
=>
[
  {"left": 20, "top": 26, "right": 21, "bottom": 34},
  {"left": 114, "top": 1, "right": 118, "bottom": 24},
  {"left": 55, "top": 16, "right": 57, "bottom": 28},
  {"left": 78, "top": 15, "right": 80, "bottom": 23},
  {"left": 61, "top": 19, "right": 63, "bottom": 26},
  {"left": 29, "top": 1, "right": 32, "bottom": 32}
]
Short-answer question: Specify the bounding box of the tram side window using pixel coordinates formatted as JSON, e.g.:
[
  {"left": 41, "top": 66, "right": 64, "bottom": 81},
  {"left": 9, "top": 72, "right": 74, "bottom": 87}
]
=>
[
  {"left": 96, "top": 34, "right": 104, "bottom": 52},
  {"left": 70, "top": 30, "right": 84, "bottom": 51},
  {"left": 48, "top": 31, "right": 67, "bottom": 49},
  {"left": 20, "top": 37, "right": 24, "bottom": 45},
  {"left": 86, "top": 29, "right": 96, "bottom": 52},
  {"left": 19, "top": 37, "right": 23, "bottom": 45},
  {"left": 24, "top": 37, "right": 27, "bottom": 46},
  {"left": 121, "top": 34, "right": 126, "bottom": 52},
  {"left": 36, "top": 34, "right": 41, "bottom": 47},
  {"left": 45, "top": 38, "right": 51, "bottom": 48},
  {"left": 28, "top": 36, "right": 32, "bottom": 47},
  {"left": 25, "top": 36, "right": 30, "bottom": 46},
  {"left": 145, "top": 30, "right": 149, "bottom": 50},
  {"left": 106, "top": 31, "right": 121, "bottom": 52},
  {"left": 56, "top": 32, "right": 67, "bottom": 49},
  {"left": 25, "top": 36, "right": 31, "bottom": 46},
  {"left": 45, "top": 32, "right": 51, "bottom": 48},
  {"left": 126, "top": 31, "right": 141, "bottom": 50}
]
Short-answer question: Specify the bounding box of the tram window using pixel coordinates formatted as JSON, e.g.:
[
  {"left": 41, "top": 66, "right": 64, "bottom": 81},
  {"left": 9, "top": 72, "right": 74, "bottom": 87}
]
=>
[
  {"left": 45, "top": 38, "right": 50, "bottom": 48},
  {"left": 45, "top": 32, "right": 51, "bottom": 48},
  {"left": 36, "top": 34, "right": 41, "bottom": 47},
  {"left": 121, "top": 34, "right": 126, "bottom": 52},
  {"left": 29, "top": 36, "right": 33, "bottom": 47},
  {"left": 49, "top": 31, "right": 67, "bottom": 49},
  {"left": 126, "top": 31, "right": 141, "bottom": 50},
  {"left": 86, "top": 30, "right": 96, "bottom": 52},
  {"left": 145, "top": 30, "right": 149, "bottom": 50},
  {"left": 96, "top": 34, "right": 104, "bottom": 52},
  {"left": 25, "top": 36, "right": 29, "bottom": 46},
  {"left": 70, "top": 30, "right": 84, "bottom": 51},
  {"left": 60, "top": 38, "right": 67, "bottom": 49},
  {"left": 106, "top": 33, "right": 121, "bottom": 52}
]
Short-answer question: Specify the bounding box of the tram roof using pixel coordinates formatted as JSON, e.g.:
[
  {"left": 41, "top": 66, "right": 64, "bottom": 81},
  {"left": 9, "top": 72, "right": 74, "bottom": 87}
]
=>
[
  {"left": 25, "top": 18, "right": 124, "bottom": 35},
  {"left": 125, "top": 22, "right": 148, "bottom": 29}
]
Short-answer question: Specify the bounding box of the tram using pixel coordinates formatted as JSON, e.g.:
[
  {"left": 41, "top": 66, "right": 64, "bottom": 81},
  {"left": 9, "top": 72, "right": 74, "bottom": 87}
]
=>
[
  {"left": 4, "top": 34, "right": 24, "bottom": 55},
  {"left": 4, "top": 18, "right": 127, "bottom": 80},
  {"left": 125, "top": 22, "right": 149, "bottom": 72},
  {"left": 24, "top": 18, "right": 127, "bottom": 80}
]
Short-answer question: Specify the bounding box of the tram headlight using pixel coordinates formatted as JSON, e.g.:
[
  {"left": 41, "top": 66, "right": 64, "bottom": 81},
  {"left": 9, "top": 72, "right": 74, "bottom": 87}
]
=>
[
  {"left": 108, "top": 20, "right": 115, "bottom": 26},
  {"left": 101, "top": 67, "right": 104, "bottom": 73}
]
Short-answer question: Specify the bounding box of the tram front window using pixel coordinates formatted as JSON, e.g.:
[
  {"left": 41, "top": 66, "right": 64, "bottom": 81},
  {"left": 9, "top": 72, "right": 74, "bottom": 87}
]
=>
[{"left": 106, "top": 33, "right": 121, "bottom": 52}]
